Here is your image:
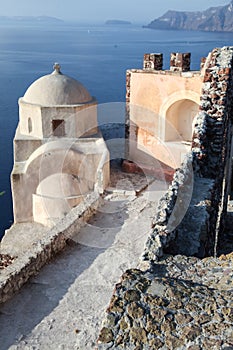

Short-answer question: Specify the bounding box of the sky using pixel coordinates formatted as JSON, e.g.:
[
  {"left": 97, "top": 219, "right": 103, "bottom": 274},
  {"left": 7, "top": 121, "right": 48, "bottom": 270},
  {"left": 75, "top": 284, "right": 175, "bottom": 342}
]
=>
[{"left": 0, "top": 0, "right": 230, "bottom": 22}]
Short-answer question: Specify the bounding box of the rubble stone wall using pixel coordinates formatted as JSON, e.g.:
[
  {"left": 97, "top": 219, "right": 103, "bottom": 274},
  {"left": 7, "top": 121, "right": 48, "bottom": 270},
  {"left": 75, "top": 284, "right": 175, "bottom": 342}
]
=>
[{"left": 192, "top": 46, "right": 233, "bottom": 251}]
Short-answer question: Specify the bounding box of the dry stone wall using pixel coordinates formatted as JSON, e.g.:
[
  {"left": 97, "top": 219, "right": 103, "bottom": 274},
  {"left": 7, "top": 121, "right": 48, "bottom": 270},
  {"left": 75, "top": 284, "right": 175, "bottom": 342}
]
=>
[
  {"left": 192, "top": 46, "right": 233, "bottom": 251},
  {"left": 142, "top": 153, "right": 195, "bottom": 262},
  {"left": 193, "top": 47, "right": 233, "bottom": 178}
]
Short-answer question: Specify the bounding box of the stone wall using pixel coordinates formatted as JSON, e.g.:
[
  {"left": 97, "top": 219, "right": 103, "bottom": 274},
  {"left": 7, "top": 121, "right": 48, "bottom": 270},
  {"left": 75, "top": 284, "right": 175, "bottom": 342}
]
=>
[
  {"left": 192, "top": 46, "right": 233, "bottom": 252},
  {"left": 0, "top": 192, "right": 102, "bottom": 305},
  {"left": 193, "top": 47, "right": 233, "bottom": 178},
  {"left": 141, "top": 152, "right": 215, "bottom": 262},
  {"left": 141, "top": 153, "right": 195, "bottom": 262}
]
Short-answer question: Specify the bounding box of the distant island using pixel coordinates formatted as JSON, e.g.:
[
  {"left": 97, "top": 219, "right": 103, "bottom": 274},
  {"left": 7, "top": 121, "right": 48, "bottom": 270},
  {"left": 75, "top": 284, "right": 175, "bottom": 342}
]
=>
[
  {"left": 105, "top": 20, "right": 131, "bottom": 25},
  {"left": 144, "top": 0, "right": 233, "bottom": 32},
  {"left": 0, "top": 16, "right": 63, "bottom": 23}
]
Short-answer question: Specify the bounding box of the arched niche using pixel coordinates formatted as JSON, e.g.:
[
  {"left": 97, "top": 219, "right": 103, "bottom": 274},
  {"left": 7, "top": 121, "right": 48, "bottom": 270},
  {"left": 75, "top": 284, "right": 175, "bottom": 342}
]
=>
[
  {"left": 159, "top": 91, "right": 200, "bottom": 142},
  {"left": 165, "top": 99, "right": 199, "bottom": 142}
]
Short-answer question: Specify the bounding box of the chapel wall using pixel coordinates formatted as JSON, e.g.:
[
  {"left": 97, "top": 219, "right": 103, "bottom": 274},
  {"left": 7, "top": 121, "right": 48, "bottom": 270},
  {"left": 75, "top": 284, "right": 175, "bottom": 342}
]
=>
[{"left": 125, "top": 52, "right": 203, "bottom": 170}]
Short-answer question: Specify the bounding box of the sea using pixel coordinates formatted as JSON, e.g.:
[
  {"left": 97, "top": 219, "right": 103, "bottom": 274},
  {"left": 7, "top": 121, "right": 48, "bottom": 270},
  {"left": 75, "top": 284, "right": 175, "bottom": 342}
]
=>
[{"left": 0, "top": 20, "right": 232, "bottom": 238}]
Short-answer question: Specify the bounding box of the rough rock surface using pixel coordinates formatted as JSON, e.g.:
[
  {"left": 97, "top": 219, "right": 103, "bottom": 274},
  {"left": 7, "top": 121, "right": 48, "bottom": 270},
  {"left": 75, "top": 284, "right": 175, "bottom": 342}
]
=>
[{"left": 97, "top": 253, "right": 233, "bottom": 349}]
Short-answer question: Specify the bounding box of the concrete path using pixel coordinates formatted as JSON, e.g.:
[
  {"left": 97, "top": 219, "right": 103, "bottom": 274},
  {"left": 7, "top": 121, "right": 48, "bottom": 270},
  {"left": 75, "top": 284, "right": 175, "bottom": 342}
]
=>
[{"left": 0, "top": 179, "right": 167, "bottom": 350}]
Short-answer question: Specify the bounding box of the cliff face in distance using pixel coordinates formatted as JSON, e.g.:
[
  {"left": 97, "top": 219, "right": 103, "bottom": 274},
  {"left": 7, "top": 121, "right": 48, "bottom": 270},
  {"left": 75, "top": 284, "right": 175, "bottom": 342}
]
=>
[{"left": 146, "top": 1, "right": 233, "bottom": 32}]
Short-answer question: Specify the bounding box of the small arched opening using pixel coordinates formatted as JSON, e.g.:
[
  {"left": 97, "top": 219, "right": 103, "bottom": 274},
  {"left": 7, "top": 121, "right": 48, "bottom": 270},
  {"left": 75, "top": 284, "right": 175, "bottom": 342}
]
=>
[{"left": 165, "top": 99, "right": 199, "bottom": 142}]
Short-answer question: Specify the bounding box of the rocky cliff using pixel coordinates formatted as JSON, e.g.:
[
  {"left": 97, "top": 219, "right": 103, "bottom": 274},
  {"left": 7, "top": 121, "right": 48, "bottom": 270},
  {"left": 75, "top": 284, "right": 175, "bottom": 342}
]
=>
[{"left": 146, "top": 1, "right": 233, "bottom": 32}]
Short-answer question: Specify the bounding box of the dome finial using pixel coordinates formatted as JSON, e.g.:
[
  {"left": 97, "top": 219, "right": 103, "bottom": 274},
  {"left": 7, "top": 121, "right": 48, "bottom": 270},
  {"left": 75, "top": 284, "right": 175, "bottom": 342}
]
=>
[{"left": 53, "top": 62, "right": 62, "bottom": 74}]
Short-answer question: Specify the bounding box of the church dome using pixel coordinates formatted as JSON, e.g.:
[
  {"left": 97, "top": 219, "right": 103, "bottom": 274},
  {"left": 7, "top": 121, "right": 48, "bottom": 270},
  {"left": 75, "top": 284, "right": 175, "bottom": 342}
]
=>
[{"left": 22, "top": 63, "right": 93, "bottom": 106}]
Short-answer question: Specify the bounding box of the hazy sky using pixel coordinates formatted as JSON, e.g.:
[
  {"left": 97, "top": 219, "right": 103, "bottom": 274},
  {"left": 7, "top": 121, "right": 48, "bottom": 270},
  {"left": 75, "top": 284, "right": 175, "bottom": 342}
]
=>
[{"left": 1, "top": 0, "right": 230, "bottom": 22}]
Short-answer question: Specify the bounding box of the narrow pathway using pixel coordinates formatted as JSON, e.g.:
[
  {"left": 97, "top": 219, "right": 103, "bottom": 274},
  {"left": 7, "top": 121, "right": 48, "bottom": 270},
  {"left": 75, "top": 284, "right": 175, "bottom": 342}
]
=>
[{"left": 0, "top": 178, "right": 167, "bottom": 350}]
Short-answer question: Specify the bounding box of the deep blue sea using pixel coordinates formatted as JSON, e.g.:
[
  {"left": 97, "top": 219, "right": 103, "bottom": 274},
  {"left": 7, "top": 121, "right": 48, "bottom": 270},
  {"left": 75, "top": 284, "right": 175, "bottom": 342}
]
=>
[{"left": 0, "top": 20, "right": 232, "bottom": 237}]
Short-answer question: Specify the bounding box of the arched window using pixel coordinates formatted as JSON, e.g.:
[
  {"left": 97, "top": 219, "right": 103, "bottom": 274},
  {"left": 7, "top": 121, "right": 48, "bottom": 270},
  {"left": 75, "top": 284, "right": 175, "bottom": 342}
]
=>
[{"left": 28, "top": 118, "right": 32, "bottom": 133}]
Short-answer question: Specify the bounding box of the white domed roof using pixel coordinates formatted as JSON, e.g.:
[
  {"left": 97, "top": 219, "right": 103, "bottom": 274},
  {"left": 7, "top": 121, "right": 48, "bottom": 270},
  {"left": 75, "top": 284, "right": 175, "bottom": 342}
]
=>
[{"left": 22, "top": 63, "right": 93, "bottom": 106}]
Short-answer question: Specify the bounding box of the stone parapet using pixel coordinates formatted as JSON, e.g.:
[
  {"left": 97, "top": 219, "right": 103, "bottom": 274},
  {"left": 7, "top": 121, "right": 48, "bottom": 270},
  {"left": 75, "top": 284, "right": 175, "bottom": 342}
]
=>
[
  {"left": 127, "top": 68, "right": 200, "bottom": 77},
  {"left": 141, "top": 153, "right": 215, "bottom": 261},
  {"left": 192, "top": 46, "right": 233, "bottom": 250},
  {"left": 0, "top": 192, "right": 102, "bottom": 305},
  {"left": 194, "top": 47, "right": 233, "bottom": 177}
]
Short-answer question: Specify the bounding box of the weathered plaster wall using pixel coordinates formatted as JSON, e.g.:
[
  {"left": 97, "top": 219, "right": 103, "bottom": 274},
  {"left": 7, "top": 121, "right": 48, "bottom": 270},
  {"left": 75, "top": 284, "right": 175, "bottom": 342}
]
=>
[
  {"left": 125, "top": 55, "right": 203, "bottom": 170},
  {"left": 19, "top": 99, "right": 98, "bottom": 139},
  {"left": 128, "top": 71, "right": 201, "bottom": 117},
  {"left": 12, "top": 137, "right": 109, "bottom": 224}
]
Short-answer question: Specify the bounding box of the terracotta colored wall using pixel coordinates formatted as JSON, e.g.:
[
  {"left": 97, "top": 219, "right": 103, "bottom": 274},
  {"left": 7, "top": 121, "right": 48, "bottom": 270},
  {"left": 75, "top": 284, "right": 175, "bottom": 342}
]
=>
[
  {"left": 129, "top": 70, "right": 202, "bottom": 116},
  {"left": 126, "top": 69, "right": 203, "bottom": 169}
]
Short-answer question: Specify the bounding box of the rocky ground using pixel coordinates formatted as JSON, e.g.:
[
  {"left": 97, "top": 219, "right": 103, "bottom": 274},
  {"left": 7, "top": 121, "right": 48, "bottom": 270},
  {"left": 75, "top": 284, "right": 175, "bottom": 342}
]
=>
[{"left": 97, "top": 253, "right": 233, "bottom": 349}]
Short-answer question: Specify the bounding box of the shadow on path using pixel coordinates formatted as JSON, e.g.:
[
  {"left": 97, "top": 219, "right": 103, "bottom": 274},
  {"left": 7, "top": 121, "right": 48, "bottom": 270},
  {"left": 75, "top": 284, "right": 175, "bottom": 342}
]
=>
[{"left": 0, "top": 242, "right": 105, "bottom": 350}]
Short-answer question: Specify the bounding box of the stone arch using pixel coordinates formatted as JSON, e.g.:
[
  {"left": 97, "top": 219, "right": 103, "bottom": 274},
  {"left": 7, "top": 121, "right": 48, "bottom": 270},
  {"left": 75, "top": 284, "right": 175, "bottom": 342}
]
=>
[
  {"left": 12, "top": 138, "right": 109, "bottom": 224},
  {"left": 13, "top": 141, "right": 86, "bottom": 223},
  {"left": 33, "top": 172, "right": 90, "bottom": 226},
  {"left": 159, "top": 91, "right": 200, "bottom": 142}
]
